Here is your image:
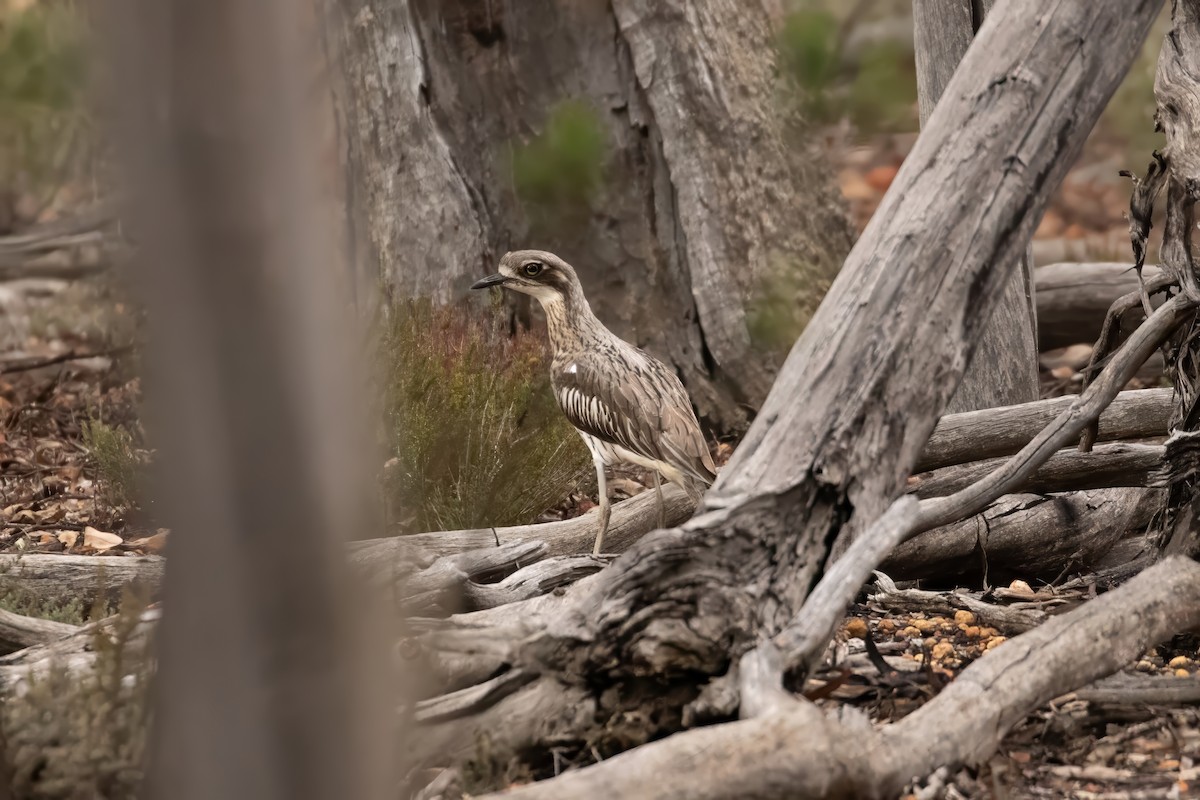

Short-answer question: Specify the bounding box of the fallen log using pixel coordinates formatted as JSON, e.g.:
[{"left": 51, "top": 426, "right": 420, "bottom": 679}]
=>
[
  {"left": 912, "top": 442, "right": 1164, "bottom": 498},
  {"left": 1036, "top": 262, "right": 1163, "bottom": 350},
  {"left": 918, "top": 388, "right": 1171, "bottom": 472},
  {"left": 0, "top": 607, "right": 78, "bottom": 655},
  {"left": 0, "top": 555, "right": 165, "bottom": 609},
  {"left": 883, "top": 488, "right": 1160, "bottom": 583},
  {"left": 350, "top": 484, "right": 692, "bottom": 574},
  {"left": 0, "top": 607, "right": 159, "bottom": 695}
]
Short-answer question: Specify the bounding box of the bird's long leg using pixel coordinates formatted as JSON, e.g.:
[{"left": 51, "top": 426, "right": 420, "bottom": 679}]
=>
[
  {"left": 653, "top": 471, "right": 665, "bottom": 529},
  {"left": 592, "top": 456, "right": 610, "bottom": 556}
]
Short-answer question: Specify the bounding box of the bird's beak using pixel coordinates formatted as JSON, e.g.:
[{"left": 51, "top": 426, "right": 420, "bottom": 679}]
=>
[{"left": 471, "top": 273, "right": 509, "bottom": 290}]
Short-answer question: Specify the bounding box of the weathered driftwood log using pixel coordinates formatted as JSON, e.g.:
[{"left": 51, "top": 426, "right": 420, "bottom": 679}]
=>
[
  {"left": 404, "top": 0, "right": 1166, "bottom": 782},
  {"left": 481, "top": 557, "right": 1200, "bottom": 800},
  {"left": 0, "top": 554, "right": 165, "bottom": 608},
  {"left": 912, "top": 442, "right": 1164, "bottom": 498},
  {"left": 1035, "top": 263, "right": 1163, "bottom": 350},
  {"left": 0, "top": 607, "right": 78, "bottom": 655},
  {"left": 885, "top": 489, "right": 1161, "bottom": 583},
  {"left": 350, "top": 484, "right": 692, "bottom": 572},
  {"left": 918, "top": 387, "right": 1171, "bottom": 472}
]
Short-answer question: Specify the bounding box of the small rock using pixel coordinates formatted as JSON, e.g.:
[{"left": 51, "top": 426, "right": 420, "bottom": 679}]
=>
[
  {"left": 912, "top": 619, "right": 937, "bottom": 633},
  {"left": 986, "top": 636, "right": 1007, "bottom": 651},
  {"left": 1169, "top": 655, "right": 1191, "bottom": 669},
  {"left": 1176, "top": 668, "right": 1191, "bottom": 678},
  {"left": 953, "top": 610, "right": 976, "bottom": 626},
  {"left": 843, "top": 617, "right": 868, "bottom": 639},
  {"left": 876, "top": 619, "right": 896, "bottom": 633},
  {"left": 1136, "top": 660, "right": 1156, "bottom": 672},
  {"left": 900, "top": 626, "right": 921, "bottom": 639},
  {"left": 961, "top": 625, "right": 982, "bottom": 638},
  {"left": 1008, "top": 579, "right": 1032, "bottom": 594},
  {"left": 931, "top": 641, "right": 955, "bottom": 661}
]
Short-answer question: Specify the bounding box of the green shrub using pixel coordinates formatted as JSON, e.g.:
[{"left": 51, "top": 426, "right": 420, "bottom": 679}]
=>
[
  {"left": 777, "top": 4, "right": 917, "bottom": 134},
  {"left": 0, "top": 2, "right": 88, "bottom": 205},
  {"left": 511, "top": 100, "right": 606, "bottom": 229},
  {"left": 381, "top": 298, "right": 589, "bottom": 533},
  {"left": 82, "top": 419, "right": 137, "bottom": 509},
  {"left": 746, "top": 255, "right": 834, "bottom": 359}
]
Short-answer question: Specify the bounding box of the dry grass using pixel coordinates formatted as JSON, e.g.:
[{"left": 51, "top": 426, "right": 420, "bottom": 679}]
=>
[{"left": 380, "top": 298, "right": 590, "bottom": 534}]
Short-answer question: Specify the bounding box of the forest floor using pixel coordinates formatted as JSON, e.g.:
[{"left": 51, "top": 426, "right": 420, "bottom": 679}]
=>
[{"left": 0, "top": 130, "right": 1195, "bottom": 798}]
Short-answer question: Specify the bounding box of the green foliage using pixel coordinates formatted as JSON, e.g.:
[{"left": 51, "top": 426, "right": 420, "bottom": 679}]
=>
[
  {"left": 0, "top": 2, "right": 88, "bottom": 196},
  {"left": 381, "top": 298, "right": 589, "bottom": 533},
  {"left": 776, "top": 4, "right": 916, "bottom": 134},
  {"left": 746, "top": 255, "right": 834, "bottom": 359},
  {"left": 511, "top": 101, "right": 606, "bottom": 226},
  {"left": 82, "top": 419, "right": 138, "bottom": 509},
  {"left": 3, "top": 591, "right": 153, "bottom": 800}
]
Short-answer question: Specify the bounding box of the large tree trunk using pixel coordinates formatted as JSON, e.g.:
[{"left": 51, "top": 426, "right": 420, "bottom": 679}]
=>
[
  {"left": 324, "top": 0, "right": 855, "bottom": 430},
  {"left": 913, "top": 0, "right": 1040, "bottom": 412}
]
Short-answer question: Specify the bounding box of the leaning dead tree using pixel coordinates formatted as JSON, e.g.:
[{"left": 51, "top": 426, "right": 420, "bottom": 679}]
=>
[{"left": 384, "top": 1, "right": 1200, "bottom": 797}]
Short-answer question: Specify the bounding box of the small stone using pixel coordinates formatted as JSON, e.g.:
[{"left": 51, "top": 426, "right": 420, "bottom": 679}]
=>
[
  {"left": 1008, "top": 579, "right": 1033, "bottom": 594},
  {"left": 900, "top": 626, "right": 922, "bottom": 639},
  {"left": 876, "top": 619, "right": 896, "bottom": 633},
  {"left": 979, "top": 627, "right": 1000, "bottom": 639},
  {"left": 931, "top": 641, "right": 955, "bottom": 661},
  {"left": 953, "top": 610, "right": 976, "bottom": 626},
  {"left": 986, "top": 636, "right": 1007, "bottom": 650},
  {"left": 1169, "top": 655, "right": 1191, "bottom": 669},
  {"left": 843, "top": 618, "right": 868, "bottom": 639},
  {"left": 912, "top": 619, "right": 937, "bottom": 633},
  {"left": 961, "top": 625, "right": 982, "bottom": 638},
  {"left": 1177, "top": 669, "right": 1191, "bottom": 678},
  {"left": 1136, "top": 660, "right": 1156, "bottom": 672}
]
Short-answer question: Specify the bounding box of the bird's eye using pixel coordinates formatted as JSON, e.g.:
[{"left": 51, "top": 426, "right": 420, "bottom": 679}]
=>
[{"left": 522, "top": 262, "right": 544, "bottom": 278}]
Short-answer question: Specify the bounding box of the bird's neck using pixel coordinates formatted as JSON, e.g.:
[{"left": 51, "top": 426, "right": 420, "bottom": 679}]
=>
[{"left": 540, "top": 287, "right": 606, "bottom": 354}]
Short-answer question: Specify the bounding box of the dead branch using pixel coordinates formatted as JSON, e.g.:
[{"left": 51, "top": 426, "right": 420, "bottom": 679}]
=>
[
  {"left": 1035, "top": 262, "right": 1163, "bottom": 350},
  {"left": 1072, "top": 672, "right": 1200, "bottom": 705},
  {"left": 0, "top": 607, "right": 158, "bottom": 696},
  {"left": 867, "top": 572, "right": 1047, "bottom": 634},
  {"left": 915, "top": 293, "right": 1194, "bottom": 536},
  {"left": 912, "top": 442, "right": 1165, "bottom": 498},
  {"left": 0, "top": 607, "right": 78, "bottom": 655},
  {"left": 0, "top": 345, "right": 136, "bottom": 375},
  {"left": 884, "top": 488, "right": 1160, "bottom": 583},
  {"left": 481, "top": 557, "right": 1200, "bottom": 800},
  {"left": 919, "top": 387, "right": 1171, "bottom": 472}
]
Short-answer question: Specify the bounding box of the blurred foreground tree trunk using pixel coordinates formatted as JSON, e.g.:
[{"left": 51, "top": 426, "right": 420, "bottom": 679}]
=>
[
  {"left": 914, "top": 0, "right": 1040, "bottom": 412},
  {"left": 323, "top": 0, "right": 855, "bottom": 431},
  {"left": 102, "top": 0, "right": 397, "bottom": 797}
]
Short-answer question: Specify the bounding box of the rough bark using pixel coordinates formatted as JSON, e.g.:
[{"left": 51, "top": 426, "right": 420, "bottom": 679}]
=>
[
  {"left": 404, "top": 0, "right": 1164, "bottom": 779},
  {"left": 324, "top": 0, "right": 855, "bottom": 429},
  {"left": 912, "top": 0, "right": 1039, "bottom": 412},
  {"left": 1036, "top": 262, "right": 1163, "bottom": 349}
]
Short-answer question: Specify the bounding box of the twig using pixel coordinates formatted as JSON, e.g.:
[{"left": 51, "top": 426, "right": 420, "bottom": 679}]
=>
[{"left": 0, "top": 345, "right": 135, "bottom": 375}]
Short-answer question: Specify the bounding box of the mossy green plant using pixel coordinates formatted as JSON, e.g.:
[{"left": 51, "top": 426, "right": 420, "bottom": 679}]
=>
[
  {"left": 82, "top": 419, "right": 138, "bottom": 509},
  {"left": 381, "top": 298, "right": 589, "bottom": 533}
]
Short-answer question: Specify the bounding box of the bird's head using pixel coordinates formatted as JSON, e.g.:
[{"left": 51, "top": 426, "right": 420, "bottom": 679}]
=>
[{"left": 470, "top": 250, "right": 583, "bottom": 306}]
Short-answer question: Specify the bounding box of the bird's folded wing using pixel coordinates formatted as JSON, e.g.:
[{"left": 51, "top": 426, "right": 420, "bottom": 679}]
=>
[{"left": 554, "top": 355, "right": 715, "bottom": 484}]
